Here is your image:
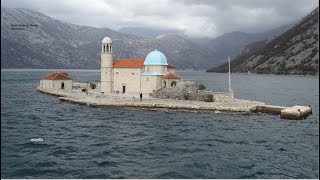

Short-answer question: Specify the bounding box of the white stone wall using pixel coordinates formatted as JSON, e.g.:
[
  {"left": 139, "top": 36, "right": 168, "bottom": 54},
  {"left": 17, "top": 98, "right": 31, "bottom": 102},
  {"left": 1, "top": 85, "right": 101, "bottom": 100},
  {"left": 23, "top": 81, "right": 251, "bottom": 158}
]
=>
[
  {"left": 40, "top": 80, "right": 72, "bottom": 90},
  {"left": 101, "top": 47, "right": 113, "bottom": 94},
  {"left": 113, "top": 68, "right": 142, "bottom": 94},
  {"left": 112, "top": 66, "right": 167, "bottom": 95},
  {"left": 214, "top": 92, "right": 233, "bottom": 102},
  {"left": 143, "top": 65, "right": 167, "bottom": 74},
  {"left": 141, "top": 75, "right": 162, "bottom": 94}
]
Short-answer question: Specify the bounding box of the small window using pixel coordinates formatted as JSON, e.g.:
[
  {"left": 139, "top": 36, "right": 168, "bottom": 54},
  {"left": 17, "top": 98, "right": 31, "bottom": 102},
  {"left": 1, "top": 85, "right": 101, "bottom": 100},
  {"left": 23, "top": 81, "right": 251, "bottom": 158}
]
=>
[
  {"left": 116, "top": 72, "right": 119, "bottom": 74},
  {"left": 132, "top": 72, "right": 134, "bottom": 75}
]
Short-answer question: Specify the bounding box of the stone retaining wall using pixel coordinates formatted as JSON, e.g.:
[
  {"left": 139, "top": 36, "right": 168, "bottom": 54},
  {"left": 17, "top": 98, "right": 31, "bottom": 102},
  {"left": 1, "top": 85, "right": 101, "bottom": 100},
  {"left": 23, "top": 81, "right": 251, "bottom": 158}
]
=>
[{"left": 152, "top": 85, "right": 232, "bottom": 102}]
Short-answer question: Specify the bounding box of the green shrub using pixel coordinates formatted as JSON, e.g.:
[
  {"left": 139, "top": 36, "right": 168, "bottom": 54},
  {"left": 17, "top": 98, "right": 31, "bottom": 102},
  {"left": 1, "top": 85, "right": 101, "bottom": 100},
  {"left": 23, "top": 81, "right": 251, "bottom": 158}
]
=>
[{"left": 198, "top": 84, "right": 206, "bottom": 90}]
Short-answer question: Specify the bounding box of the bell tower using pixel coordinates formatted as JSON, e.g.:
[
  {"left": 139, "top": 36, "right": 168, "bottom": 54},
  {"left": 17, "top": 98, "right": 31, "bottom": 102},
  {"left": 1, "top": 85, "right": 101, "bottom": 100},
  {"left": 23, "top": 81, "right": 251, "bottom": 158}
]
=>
[{"left": 101, "top": 33, "right": 113, "bottom": 94}]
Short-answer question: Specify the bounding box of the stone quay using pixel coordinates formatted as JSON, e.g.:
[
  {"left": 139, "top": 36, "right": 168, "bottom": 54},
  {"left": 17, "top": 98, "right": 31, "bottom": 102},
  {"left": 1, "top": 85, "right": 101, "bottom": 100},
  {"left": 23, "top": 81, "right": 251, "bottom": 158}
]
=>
[{"left": 36, "top": 86, "right": 264, "bottom": 113}]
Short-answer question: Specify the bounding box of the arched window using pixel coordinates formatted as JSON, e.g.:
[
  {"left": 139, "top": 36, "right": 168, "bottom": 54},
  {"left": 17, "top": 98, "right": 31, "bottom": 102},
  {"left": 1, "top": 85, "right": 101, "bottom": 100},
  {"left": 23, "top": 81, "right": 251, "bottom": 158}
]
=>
[
  {"left": 164, "top": 81, "right": 167, "bottom": 86},
  {"left": 61, "top": 82, "right": 65, "bottom": 89},
  {"left": 171, "top": 81, "right": 177, "bottom": 87},
  {"left": 103, "top": 45, "right": 106, "bottom": 53}
]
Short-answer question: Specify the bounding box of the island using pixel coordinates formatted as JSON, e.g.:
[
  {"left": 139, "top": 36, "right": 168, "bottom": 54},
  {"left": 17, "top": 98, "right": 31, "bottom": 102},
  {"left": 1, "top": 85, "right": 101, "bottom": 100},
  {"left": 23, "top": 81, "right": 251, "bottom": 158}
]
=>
[{"left": 37, "top": 34, "right": 312, "bottom": 120}]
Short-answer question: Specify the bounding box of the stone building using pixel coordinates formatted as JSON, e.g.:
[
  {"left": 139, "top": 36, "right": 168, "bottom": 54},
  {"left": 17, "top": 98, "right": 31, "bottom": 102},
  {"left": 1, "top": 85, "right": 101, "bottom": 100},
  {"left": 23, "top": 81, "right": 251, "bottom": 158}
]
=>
[
  {"left": 40, "top": 72, "right": 73, "bottom": 90},
  {"left": 100, "top": 34, "right": 181, "bottom": 95},
  {"left": 162, "top": 72, "right": 180, "bottom": 87}
]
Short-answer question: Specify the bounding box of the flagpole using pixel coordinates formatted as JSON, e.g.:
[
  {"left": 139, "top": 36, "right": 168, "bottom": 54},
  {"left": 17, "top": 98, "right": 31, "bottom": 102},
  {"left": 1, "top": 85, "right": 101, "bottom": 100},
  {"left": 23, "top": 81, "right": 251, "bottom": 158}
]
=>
[{"left": 228, "top": 56, "right": 231, "bottom": 93}]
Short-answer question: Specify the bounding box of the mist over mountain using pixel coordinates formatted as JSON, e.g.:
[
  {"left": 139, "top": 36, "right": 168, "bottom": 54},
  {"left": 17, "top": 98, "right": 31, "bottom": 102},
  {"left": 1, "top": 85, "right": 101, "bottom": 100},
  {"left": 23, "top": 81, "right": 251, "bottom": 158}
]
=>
[
  {"left": 118, "top": 27, "right": 185, "bottom": 39},
  {"left": 207, "top": 7, "right": 319, "bottom": 75}
]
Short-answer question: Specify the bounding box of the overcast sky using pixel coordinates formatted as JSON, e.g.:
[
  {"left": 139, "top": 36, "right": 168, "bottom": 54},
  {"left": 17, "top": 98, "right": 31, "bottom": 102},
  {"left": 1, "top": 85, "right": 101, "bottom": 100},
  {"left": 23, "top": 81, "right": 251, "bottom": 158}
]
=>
[{"left": 2, "top": 0, "right": 319, "bottom": 38}]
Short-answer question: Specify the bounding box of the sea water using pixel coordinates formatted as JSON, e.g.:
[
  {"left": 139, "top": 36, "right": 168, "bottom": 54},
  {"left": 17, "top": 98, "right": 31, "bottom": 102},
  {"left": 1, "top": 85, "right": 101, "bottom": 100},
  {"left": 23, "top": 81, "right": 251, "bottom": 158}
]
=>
[{"left": 1, "top": 70, "right": 319, "bottom": 178}]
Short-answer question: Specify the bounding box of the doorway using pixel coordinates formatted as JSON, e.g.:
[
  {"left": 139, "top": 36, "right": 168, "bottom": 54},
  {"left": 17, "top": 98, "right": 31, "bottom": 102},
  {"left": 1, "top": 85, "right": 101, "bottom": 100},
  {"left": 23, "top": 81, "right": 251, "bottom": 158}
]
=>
[
  {"left": 61, "top": 82, "right": 65, "bottom": 89},
  {"left": 122, "top": 85, "right": 126, "bottom": 93}
]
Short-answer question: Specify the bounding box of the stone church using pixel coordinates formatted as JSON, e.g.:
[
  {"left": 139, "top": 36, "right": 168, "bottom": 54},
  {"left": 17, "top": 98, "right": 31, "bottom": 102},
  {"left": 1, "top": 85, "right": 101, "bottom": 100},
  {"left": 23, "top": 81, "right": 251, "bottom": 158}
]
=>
[{"left": 100, "top": 34, "right": 181, "bottom": 95}]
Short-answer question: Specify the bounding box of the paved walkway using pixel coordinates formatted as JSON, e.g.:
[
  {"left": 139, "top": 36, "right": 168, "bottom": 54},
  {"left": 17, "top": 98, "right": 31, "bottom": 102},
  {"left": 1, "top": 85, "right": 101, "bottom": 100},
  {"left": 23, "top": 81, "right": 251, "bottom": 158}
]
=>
[{"left": 36, "top": 87, "right": 265, "bottom": 112}]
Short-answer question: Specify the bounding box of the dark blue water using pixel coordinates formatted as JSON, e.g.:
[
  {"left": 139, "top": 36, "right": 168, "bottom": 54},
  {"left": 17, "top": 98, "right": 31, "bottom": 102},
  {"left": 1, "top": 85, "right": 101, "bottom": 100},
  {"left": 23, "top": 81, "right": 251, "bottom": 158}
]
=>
[{"left": 1, "top": 70, "right": 319, "bottom": 179}]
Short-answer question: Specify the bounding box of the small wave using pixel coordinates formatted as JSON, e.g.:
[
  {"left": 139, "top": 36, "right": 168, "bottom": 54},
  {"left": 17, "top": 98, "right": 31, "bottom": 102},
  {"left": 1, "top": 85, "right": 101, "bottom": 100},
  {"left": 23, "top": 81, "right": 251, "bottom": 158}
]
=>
[
  {"left": 48, "top": 146, "right": 77, "bottom": 156},
  {"left": 255, "top": 140, "right": 268, "bottom": 144},
  {"left": 11, "top": 168, "right": 62, "bottom": 178},
  {"left": 239, "top": 170, "right": 265, "bottom": 179},
  {"left": 82, "top": 173, "right": 111, "bottom": 179},
  {"left": 239, "top": 164, "right": 256, "bottom": 170},
  {"left": 96, "top": 161, "right": 120, "bottom": 167},
  {"left": 102, "top": 150, "right": 111, "bottom": 155},
  {"left": 278, "top": 147, "right": 287, "bottom": 151},
  {"left": 154, "top": 171, "right": 188, "bottom": 179},
  {"left": 178, "top": 128, "right": 191, "bottom": 133},
  {"left": 35, "top": 162, "right": 58, "bottom": 167},
  {"left": 18, "top": 142, "right": 54, "bottom": 148}
]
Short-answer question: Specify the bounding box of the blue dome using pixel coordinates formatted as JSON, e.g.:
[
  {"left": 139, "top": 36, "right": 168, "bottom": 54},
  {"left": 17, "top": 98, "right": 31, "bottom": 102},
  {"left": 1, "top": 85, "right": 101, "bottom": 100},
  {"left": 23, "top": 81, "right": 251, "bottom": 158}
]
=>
[
  {"left": 102, "top": 36, "right": 112, "bottom": 43},
  {"left": 144, "top": 50, "right": 168, "bottom": 65}
]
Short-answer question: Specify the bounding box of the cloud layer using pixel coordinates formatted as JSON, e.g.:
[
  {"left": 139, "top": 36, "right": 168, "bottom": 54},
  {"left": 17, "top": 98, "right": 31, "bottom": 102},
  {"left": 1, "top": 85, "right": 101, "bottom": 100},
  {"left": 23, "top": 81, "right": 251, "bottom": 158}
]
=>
[{"left": 2, "top": 0, "right": 319, "bottom": 37}]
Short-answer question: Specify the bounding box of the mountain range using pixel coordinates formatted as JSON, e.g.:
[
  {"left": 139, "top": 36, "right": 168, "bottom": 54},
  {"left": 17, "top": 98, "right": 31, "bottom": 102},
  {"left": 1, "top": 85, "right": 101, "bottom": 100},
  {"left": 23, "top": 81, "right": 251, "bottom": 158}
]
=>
[
  {"left": 207, "top": 7, "right": 319, "bottom": 75},
  {"left": 1, "top": 7, "right": 298, "bottom": 70}
]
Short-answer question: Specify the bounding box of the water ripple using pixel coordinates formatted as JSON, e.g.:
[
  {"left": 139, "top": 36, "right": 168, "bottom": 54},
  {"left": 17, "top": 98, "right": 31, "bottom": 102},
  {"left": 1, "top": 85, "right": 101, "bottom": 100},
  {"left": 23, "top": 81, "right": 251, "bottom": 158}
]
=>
[{"left": 1, "top": 70, "right": 319, "bottom": 179}]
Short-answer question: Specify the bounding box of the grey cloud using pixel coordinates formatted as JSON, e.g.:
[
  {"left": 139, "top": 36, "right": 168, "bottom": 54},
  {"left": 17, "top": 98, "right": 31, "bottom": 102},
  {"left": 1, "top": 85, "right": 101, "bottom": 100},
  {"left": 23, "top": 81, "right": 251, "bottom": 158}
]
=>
[{"left": 1, "top": 0, "right": 318, "bottom": 38}]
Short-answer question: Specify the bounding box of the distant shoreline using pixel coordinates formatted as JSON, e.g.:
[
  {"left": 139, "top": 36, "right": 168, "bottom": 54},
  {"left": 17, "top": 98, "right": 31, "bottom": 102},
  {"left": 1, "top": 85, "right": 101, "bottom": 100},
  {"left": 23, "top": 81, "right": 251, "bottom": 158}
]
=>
[
  {"left": 1, "top": 68, "right": 100, "bottom": 72},
  {"left": 0, "top": 68, "right": 204, "bottom": 71},
  {"left": 206, "top": 71, "right": 319, "bottom": 77},
  {"left": 1, "top": 68, "right": 318, "bottom": 77}
]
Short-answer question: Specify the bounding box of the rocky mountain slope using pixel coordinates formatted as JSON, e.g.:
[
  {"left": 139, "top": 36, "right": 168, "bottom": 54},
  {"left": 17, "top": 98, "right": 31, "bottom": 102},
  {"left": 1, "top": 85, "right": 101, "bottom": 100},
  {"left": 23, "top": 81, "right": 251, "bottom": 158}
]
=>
[
  {"left": 120, "top": 24, "right": 294, "bottom": 61},
  {"left": 205, "top": 23, "right": 294, "bottom": 61},
  {"left": 207, "top": 7, "right": 319, "bottom": 75},
  {"left": 1, "top": 8, "right": 221, "bottom": 69}
]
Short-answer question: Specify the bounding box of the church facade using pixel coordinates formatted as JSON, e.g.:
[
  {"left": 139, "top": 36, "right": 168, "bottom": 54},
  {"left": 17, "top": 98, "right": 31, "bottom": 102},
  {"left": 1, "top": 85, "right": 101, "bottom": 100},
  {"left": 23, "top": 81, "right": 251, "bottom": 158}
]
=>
[{"left": 100, "top": 34, "right": 180, "bottom": 95}]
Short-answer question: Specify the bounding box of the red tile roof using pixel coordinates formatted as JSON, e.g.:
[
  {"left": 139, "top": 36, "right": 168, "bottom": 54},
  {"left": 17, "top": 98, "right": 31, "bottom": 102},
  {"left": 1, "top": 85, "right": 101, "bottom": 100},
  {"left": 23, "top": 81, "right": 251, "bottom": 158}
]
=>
[
  {"left": 113, "top": 59, "right": 144, "bottom": 68},
  {"left": 162, "top": 72, "right": 180, "bottom": 79},
  {"left": 42, "top": 72, "right": 72, "bottom": 80},
  {"left": 167, "top": 64, "right": 176, "bottom": 68}
]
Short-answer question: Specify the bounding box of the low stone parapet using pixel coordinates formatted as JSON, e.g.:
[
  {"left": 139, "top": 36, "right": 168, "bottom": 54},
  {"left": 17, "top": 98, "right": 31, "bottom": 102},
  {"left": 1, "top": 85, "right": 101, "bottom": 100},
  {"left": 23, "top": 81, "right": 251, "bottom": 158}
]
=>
[{"left": 152, "top": 89, "right": 232, "bottom": 102}]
